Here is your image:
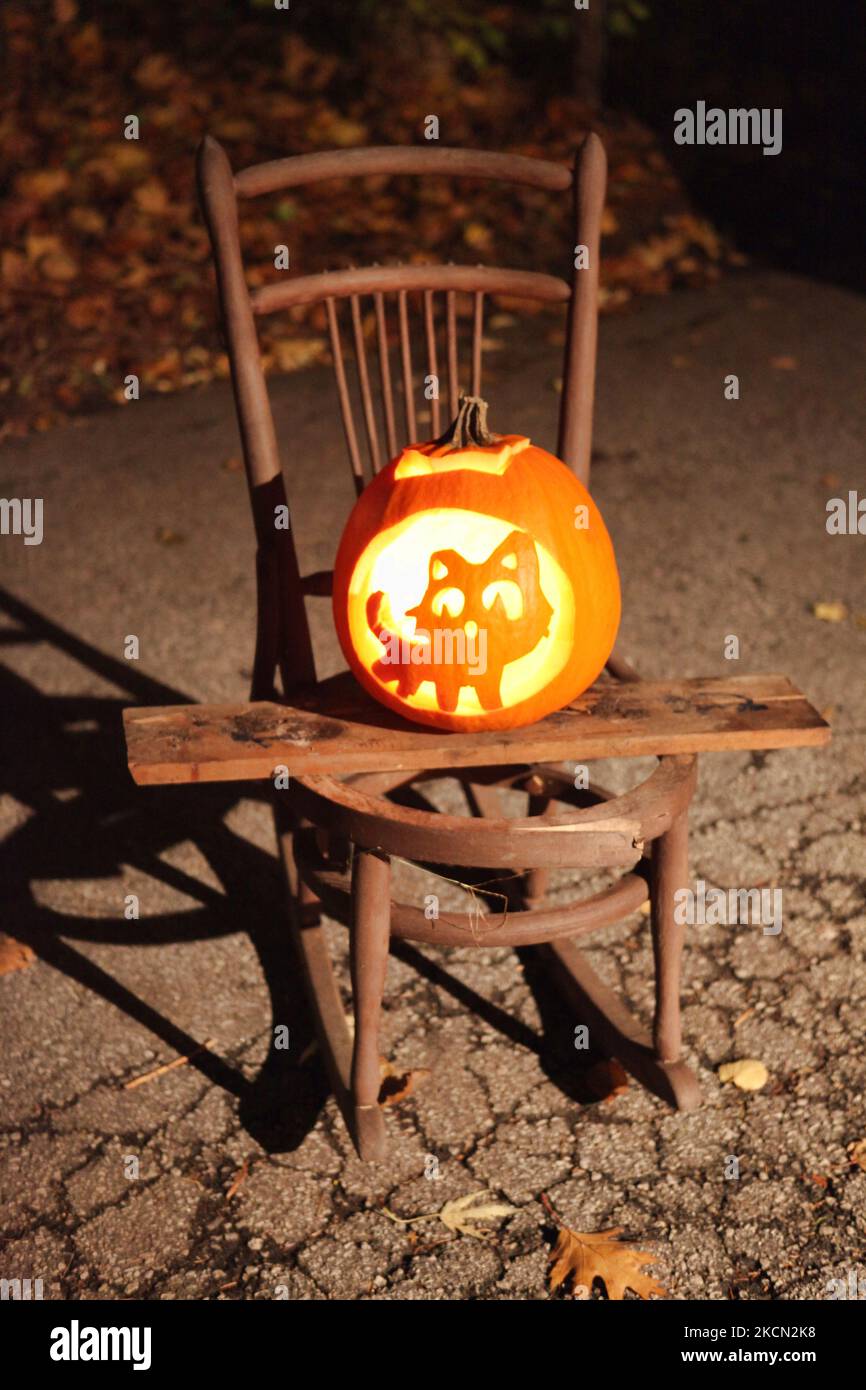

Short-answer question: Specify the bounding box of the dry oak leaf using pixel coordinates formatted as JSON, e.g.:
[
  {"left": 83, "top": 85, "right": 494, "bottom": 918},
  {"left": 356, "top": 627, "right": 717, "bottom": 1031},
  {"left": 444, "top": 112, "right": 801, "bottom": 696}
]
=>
[
  {"left": 718, "top": 1058, "right": 769, "bottom": 1091},
  {"left": 548, "top": 1226, "right": 667, "bottom": 1300},
  {"left": 438, "top": 1191, "right": 518, "bottom": 1239}
]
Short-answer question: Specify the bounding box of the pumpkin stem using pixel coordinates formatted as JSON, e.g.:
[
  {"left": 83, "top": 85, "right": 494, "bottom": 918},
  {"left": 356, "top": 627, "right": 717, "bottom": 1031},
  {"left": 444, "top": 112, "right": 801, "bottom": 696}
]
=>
[{"left": 434, "top": 395, "right": 497, "bottom": 450}]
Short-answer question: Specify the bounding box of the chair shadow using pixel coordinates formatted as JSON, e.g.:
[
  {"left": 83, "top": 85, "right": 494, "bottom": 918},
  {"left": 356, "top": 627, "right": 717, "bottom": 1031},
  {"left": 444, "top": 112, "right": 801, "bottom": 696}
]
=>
[
  {"left": 388, "top": 934, "right": 626, "bottom": 1110},
  {"left": 1, "top": 586, "right": 621, "bottom": 1157},
  {"left": 0, "top": 586, "right": 326, "bottom": 1152}
]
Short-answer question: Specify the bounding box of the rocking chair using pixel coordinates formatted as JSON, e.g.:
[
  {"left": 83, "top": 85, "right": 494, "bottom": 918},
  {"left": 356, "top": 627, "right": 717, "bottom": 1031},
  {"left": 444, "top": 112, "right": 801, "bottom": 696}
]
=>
[{"left": 123, "top": 134, "right": 829, "bottom": 1161}]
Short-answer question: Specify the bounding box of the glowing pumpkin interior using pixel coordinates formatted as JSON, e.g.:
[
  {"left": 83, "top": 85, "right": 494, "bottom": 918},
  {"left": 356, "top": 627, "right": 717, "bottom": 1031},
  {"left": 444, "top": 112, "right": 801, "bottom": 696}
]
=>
[{"left": 345, "top": 507, "right": 576, "bottom": 717}]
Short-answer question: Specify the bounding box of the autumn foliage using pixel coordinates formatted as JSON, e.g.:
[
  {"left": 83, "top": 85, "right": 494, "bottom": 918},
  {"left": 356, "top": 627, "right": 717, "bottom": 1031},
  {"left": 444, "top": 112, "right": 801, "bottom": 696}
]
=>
[{"left": 0, "top": 0, "right": 740, "bottom": 439}]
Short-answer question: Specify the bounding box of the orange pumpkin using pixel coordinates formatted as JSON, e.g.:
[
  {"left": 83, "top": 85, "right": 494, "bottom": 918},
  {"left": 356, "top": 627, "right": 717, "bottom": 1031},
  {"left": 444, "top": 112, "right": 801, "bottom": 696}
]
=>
[{"left": 332, "top": 397, "right": 620, "bottom": 731}]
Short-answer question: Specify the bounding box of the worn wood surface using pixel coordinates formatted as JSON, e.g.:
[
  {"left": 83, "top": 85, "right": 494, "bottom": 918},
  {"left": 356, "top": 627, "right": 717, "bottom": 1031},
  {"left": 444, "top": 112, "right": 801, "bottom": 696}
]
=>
[{"left": 124, "top": 671, "right": 830, "bottom": 787}]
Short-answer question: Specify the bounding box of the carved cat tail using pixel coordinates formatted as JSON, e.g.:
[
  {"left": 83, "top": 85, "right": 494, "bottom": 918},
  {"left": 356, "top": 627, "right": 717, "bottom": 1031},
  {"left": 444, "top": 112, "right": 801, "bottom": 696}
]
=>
[{"left": 366, "top": 590, "right": 390, "bottom": 646}]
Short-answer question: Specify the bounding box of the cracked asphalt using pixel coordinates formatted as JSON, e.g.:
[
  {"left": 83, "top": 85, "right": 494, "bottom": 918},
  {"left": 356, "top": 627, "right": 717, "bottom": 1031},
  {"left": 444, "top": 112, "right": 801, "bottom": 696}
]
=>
[{"left": 1, "top": 269, "right": 864, "bottom": 1301}]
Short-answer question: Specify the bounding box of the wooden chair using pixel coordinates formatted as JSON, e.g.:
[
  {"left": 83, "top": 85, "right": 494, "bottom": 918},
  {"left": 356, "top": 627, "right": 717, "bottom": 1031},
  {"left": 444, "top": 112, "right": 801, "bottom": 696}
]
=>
[{"left": 123, "top": 135, "right": 829, "bottom": 1161}]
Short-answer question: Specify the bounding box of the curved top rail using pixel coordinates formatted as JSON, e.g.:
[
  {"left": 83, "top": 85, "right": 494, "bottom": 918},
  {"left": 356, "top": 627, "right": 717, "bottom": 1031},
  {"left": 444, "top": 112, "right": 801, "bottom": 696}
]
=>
[
  {"left": 251, "top": 263, "right": 571, "bottom": 314},
  {"left": 235, "top": 145, "right": 573, "bottom": 198}
]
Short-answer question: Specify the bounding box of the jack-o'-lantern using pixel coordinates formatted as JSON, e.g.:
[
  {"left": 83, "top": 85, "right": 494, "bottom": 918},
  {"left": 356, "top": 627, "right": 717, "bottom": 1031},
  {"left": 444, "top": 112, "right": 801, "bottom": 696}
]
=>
[{"left": 332, "top": 397, "right": 620, "bottom": 731}]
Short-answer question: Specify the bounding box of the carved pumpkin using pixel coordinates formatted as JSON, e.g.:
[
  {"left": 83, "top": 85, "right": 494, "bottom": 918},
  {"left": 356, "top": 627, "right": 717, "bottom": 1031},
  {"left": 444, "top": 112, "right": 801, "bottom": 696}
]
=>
[{"left": 332, "top": 397, "right": 620, "bottom": 731}]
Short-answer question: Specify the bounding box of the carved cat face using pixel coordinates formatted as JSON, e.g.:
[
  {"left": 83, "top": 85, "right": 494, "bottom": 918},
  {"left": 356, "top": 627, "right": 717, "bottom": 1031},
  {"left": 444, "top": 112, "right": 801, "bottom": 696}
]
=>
[{"left": 367, "top": 529, "right": 554, "bottom": 712}]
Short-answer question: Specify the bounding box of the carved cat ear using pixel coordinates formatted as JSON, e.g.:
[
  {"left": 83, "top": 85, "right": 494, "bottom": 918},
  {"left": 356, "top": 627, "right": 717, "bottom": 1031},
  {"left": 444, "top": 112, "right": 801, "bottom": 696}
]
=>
[
  {"left": 428, "top": 549, "right": 464, "bottom": 580},
  {"left": 488, "top": 530, "right": 537, "bottom": 574}
]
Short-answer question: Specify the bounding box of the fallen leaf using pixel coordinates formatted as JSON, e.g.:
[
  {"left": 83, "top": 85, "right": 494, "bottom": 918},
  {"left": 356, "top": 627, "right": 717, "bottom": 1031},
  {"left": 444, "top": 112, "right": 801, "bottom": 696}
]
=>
[
  {"left": 68, "top": 20, "right": 103, "bottom": 67},
  {"left": 381, "top": 1189, "right": 517, "bottom": 1240},
  {"left": 143, "top": 349, "right": 181, "bottom": 381},
  {"left": 0, "top": 934, "right": 36, "bottom": 977},
  {"left": 25, "top": 233, "right": 63, "bottom": 264},
  {"left": 41, "top": 251, "right": 79, "bottom": 282},
  {"left": 214, "top": 116, "right": 258, "bottom": 141},
  {"left": 548, "top": 1226, "right": 667, "bottom": 1300},
  {"left": 378, "top": 1061, "right": 431, "bottom": 1107},
  {"left": 463, "top": 222, "right": 492, "bottom": 252},
  {"left": 585, "top": 1058, "right": 630, "bottom": 1102},
  {"left": 68, "top": 206, "right": 106, "bottom": 236},
  {"left": 66, "top": 295, "right": 111, "bottom": 329},
  {"left": 313, "top": 113, "right": 368, "bottom": 147},
  {"left": 812, "top": 601, "right": 849, "bottom": 623},
  {"left": 133, "top": 179, "right": 170, "bottom": 214},
  {"left": 134, "top": 52, "right": 181, "bottom": 90},
  {"left": 848, "top": 1139, "right": 866, "bottom": 1171},
  {"left": 269, "top": 337, "right": 326, "bottom": 372},
  {"left": 226, "top": 1158, "right": 249, "bottom": 1200},
  {"left": 438, "top": 1191, "right": 517, "bottom": 1239},
  {"left": 1, "top": 250, "right": 28, "bottom": 288},
  {"left": 14, "top": 169, "right": 70, "bottom": 202},
  {"left": 147, "top": 289, "right": 174, "bottom": 319},
  {"left": 718, "top": 1058, "right": 769, "bottom": 1091},
  {"left": 103, "top": 142, "right": 151, "bottom": 176}
]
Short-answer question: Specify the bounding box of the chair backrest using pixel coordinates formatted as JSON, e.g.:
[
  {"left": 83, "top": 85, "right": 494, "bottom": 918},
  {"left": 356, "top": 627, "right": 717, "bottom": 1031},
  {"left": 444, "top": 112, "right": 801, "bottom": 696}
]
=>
[{"left": 196, "top": 136, "right": 607, "bottom": 700}]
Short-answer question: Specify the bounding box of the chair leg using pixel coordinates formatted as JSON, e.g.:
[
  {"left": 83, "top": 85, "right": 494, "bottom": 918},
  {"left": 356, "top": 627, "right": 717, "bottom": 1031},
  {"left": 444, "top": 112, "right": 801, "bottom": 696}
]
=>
[
  {"left": 524, "top": 791, "right": 553, "bottom": 910},
  {"left": 650, "top": 808, "right": 689, "bottom": 1063},
  {"left": 274, "top": 804, "right": 361, "bottom": 1153},
  {"left": 535, "top": 802, "right": 700, "bottom": 1113},
  {"left": 349, "top": 847, "right": 391, "bottom": 1162}
]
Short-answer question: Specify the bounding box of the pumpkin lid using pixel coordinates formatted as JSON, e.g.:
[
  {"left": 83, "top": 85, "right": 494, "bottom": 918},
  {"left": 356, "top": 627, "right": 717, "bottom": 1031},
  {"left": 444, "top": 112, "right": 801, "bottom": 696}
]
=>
[{"left": 396, "top": 396, "right": 530, "bottom": 478}]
